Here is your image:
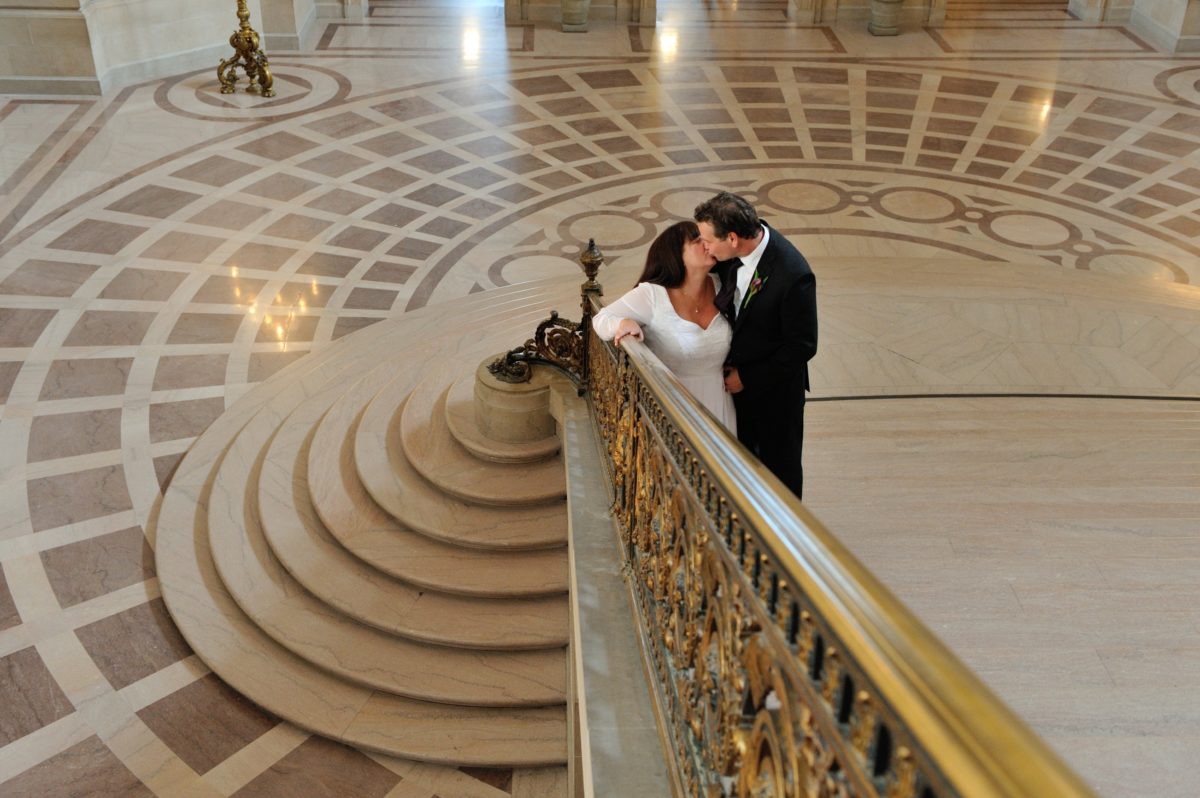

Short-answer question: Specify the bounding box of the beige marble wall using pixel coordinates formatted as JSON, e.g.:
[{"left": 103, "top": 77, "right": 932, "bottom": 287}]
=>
[
  {"left": 0, "top": 4, "right": 99, "bottom": 94},
  {"left": 315, "top": 0, "right": 365, "bottom": 21},
  {"left": 1130, "top": 0, "right": 1200, "bottom": 51},
  {"left": 793, "top": 0, "right": 946, "bottom": 27},
  {"left": 788, "top": 0, "right": 833, "bottom": 24},
  {"left": 0, "top": 0, "right": 324, "bottom": 95},
  {"left": 81, "top": 0, "right": 260, "bottom": 93},
  {"left": 505, "top": 0, "right": 651, "bottom": 25},
  {"left": 1111, "top": 0, "right": 1135, "bottom": 21},
  {"left": 1069, "top": 0, "right": 1110, "bottom": 22},
  {"left": 262, "top": 0, "right": 319, "bottom": 50}
]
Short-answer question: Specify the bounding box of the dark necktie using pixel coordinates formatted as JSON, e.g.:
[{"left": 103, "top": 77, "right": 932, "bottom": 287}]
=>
[{"left": 713, "top": 258, "right": 741, "bottom": 320}]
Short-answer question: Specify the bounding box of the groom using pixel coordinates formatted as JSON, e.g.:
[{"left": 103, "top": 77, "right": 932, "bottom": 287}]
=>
[{"left": 694, "top": 192, "right": 817, "bottom": 499}]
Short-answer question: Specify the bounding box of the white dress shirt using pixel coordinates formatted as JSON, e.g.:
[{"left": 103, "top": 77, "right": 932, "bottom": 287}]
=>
[{"left": 733, "top": 224, "right": 770, "bottom": 316}]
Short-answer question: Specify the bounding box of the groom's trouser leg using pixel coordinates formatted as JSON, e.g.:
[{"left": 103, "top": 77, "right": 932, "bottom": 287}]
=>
[{"left": 735, "top": 394, "right": 804, "bottom": 500}]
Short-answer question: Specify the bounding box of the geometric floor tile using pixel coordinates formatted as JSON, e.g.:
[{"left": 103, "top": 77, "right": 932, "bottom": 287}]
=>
[
  {"left": 0, "top": 647, "right": 76, "bottom": 746},
  {"left": 230, "top": 736, "right": 400, "bottom": 798},
  {"left": 0, "top": 736, "right": 153, "bottom": 798},
  {"left": 74, "top": 599, "right": 191, "bottom": 690},
  {"left": 2, "top": 3, "right": 1200, "bottom": 796},
  {"left": 39, "top": 527, "right": 154, "bottom": 609},
  {"left": 136, "top": 674, "right": 277, "bottom": 775}
]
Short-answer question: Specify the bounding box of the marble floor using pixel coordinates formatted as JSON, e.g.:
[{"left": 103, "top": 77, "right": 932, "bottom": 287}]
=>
[{"left": 1, "top": 0, "right": 1199, "bottom": 794}]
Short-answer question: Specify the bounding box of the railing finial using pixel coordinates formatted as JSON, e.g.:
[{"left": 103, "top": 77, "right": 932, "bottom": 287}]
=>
[
  {"left": 580, "top": 238, "right": 604, "bottom": 293},
  {"left": 487, "top": 237, "right": 605, "bottom": 395}
]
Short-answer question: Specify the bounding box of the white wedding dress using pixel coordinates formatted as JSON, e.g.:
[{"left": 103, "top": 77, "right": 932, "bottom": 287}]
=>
[{"left": 593, "top": 279, "right": 736, "bottom": 434}]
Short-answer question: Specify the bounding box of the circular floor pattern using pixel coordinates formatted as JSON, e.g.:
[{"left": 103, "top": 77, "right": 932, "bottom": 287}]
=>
[{"left": 3, "top": 22, "right": 1200, "bottom": 797}]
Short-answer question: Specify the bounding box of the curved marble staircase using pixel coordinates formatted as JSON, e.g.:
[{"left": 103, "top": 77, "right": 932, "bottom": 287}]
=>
[{"left": 153, "top": 278, "right": 588, "bottom": 767}]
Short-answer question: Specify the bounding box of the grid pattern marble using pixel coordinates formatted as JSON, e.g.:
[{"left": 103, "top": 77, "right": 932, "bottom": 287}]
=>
[{"left": 1, "top": 0, "right": 1199, "bottom": 794}]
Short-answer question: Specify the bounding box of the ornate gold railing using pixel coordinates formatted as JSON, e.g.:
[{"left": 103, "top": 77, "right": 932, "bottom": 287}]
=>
[{"left": 583, "top": 293, "right": 1097, "bottom": 798}]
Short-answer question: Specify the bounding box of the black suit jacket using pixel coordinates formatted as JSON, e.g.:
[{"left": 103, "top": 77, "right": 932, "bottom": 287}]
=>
[
  {"left": 716, "top": 222, "right": 817, "bottom": 495},
  {"left": 720, "top": 222, "right": 817, "bottom": 397}
]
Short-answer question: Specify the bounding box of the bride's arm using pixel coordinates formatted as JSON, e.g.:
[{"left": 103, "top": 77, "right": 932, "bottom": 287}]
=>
[{"left": 592, "top": 283, "right": 656, "bottom": 343}]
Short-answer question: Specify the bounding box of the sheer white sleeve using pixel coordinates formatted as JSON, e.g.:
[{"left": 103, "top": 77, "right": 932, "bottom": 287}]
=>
[{"left": 592, "top": 282, "right": 658, "bottom": 340}]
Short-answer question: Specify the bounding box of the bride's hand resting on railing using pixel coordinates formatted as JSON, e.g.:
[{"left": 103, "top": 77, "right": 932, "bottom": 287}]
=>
[{"left": 612, "top": 318, "right": 644, "bottom": 347}]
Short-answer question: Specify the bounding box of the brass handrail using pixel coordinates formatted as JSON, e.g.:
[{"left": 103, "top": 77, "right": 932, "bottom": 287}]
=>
[{"left": 585, "top": 291, "right": 1096, "bottom": 798}]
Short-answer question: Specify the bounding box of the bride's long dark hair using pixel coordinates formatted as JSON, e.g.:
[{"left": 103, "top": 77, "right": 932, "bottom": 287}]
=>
[{"left": 635, "top": 220, "right": 700, "bottom": 289}]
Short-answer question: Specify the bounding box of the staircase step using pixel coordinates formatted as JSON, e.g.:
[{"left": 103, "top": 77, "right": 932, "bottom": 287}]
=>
[
  {"left": 159, "top": 474, "right": 566, "bottom": 766},
  {"left": 258, "top": 382, "right": 569, "bottom": 649},
  {"left": 156, "top": 281, "right": 582, "bottom": 765},
  {"left": 309, "top": 368, "right": 569, "bottom": 597},
  {"left": 152, "top": 303, "right": 570, "bottom": 762},
  {"left": 207, "top": 388, "right": 567, "bottom": 706},
  {"left": 357, "top": 374, "right": 567, "bottom": 550},
  {"left": 400, "top": 361, "right": 566, "bottom": 507},
  {"left": 445, "top": 370, "right": 561, "bottom": 464}
]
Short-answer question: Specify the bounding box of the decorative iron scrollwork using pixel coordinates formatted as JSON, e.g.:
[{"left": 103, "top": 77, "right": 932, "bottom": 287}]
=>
[
  {"left": 488, "top": 310, "right": 582, "bottom": 384},
  {"left": 589, "top": 329, "right": 926, "bottom": 797},
  {"left": 487, "top": 238, "right": 605, "bottom": 392}
]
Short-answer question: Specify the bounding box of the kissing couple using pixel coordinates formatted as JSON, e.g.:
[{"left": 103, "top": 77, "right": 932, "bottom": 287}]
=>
[{"left": 593, "top": 191, "right": 818, "bottom": 499}]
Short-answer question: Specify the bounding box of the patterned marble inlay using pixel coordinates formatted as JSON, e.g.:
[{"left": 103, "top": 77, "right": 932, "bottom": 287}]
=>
[
  {"left": 136, "top": 674, "right": 277, "bottom": 774},
  {"left": 231, "top": 735, "right": 400, "bottom": 796},
  {"left": 1, "top": 0, "right": 1199, "bottom": 795},
  {"left": 0, "top": 736, "right": 153, "bottom": 798},
  {"left": 0, "top": 647, "right": 76, "bottom": 746}
]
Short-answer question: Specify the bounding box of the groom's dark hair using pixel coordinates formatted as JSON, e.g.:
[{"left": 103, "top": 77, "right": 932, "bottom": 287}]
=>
[
  {"left": 694, "top": 192, "right": 760, "bottom": 239},
  {"left": 637, "top": 220, "right": 699, "bottom": 288}
]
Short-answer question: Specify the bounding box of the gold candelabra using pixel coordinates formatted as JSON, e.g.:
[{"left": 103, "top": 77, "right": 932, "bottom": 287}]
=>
[{"left": 217, "top": 0, "right": 275, "bottom": 97}]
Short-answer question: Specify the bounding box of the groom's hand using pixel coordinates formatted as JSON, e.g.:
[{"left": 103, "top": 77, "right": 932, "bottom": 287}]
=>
[{"left": 723, "top": 367, "right": 743, "bottom": 394}]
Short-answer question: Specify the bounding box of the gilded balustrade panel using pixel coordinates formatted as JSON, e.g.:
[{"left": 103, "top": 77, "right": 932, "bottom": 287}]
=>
[
  {"left": 589, "top": 331, "right": 909, "bottom": 797},
  {"left": 587, "top": 326, "right": 1093, "bottom": 798}
]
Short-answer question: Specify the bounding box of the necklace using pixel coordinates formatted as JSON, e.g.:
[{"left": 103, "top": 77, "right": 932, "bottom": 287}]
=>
[
  {"left": 671, "top": 282, "right": 712, "bottom": 318},
  {"left": 677, "top": 289, "right": 709, "bottom": 314}
]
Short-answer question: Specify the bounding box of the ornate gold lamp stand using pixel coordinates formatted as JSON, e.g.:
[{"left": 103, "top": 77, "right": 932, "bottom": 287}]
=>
[{"left": 217, "top": 0, "right": 275, "bottom": 97}]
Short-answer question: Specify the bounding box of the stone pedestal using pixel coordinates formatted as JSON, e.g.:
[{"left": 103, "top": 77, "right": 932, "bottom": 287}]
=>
[
  {"left": 868, "top": 0, "right": 904, "bottom": 34},
  {"left": 474, "top": 357, "right": 557, "bottom": 444},
  {"left": 561, "top": 0, "right": 591, "bottom": 30}
]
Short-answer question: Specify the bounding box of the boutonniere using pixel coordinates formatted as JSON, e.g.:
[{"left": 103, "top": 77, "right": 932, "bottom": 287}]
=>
[{"left": 743, "top": 270, "right": 768, "bottom": 308}]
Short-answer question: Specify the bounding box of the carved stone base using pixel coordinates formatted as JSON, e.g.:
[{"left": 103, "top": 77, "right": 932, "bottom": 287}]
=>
[
  {"left": 475, "top": 356, "right": 558, "bottom": 444},
  {"left": 561, "top": 0, "right": 590, "bottom": 31},
  {"left": 868, "top": 0, "right": 904, "bottom": 35}
]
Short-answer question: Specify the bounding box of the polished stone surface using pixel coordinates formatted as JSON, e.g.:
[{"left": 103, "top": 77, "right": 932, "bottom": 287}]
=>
[{"left": 1, "top": 0, "right": 1199, "bottom": 793}]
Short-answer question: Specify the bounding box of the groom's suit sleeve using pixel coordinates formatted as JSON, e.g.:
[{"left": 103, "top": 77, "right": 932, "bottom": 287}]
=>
[{"left": 736, "top": 258, "right": 817, "bottom": 395}]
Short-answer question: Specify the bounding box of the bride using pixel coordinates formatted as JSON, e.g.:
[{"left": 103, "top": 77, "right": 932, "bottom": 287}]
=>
[{"left": 592, "top": 220, "right": 736, "bottom": 433}]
